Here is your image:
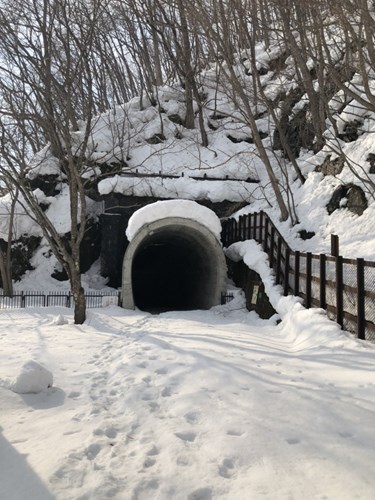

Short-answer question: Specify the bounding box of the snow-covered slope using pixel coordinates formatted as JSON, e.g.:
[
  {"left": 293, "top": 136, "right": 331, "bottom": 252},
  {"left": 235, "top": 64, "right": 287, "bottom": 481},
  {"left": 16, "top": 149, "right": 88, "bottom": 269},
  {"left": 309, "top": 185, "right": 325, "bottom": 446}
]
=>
[{"left": 0, "top": 39, "right": 374, "bottom": 290}]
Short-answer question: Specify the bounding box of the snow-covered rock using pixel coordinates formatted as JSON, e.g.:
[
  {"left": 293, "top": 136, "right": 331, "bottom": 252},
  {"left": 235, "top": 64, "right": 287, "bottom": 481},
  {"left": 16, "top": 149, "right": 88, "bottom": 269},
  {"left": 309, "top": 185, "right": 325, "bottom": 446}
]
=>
[{"left": 11, "top": 360, "right": 53, "bottom": 394}]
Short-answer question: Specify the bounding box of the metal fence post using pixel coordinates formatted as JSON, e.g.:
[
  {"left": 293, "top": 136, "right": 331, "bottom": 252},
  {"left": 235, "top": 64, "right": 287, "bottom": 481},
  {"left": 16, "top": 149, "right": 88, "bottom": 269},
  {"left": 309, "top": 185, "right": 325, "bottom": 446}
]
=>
[{"left": 357, "top": 258, "right": 365, "bottom": 340}]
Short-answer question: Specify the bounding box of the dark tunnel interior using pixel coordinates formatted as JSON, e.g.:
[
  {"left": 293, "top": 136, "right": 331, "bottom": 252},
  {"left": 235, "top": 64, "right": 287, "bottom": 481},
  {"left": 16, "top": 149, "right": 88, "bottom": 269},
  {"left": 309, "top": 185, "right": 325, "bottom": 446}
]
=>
[{"left": 131, "top": 231, "right": 215, "bottom": 312}]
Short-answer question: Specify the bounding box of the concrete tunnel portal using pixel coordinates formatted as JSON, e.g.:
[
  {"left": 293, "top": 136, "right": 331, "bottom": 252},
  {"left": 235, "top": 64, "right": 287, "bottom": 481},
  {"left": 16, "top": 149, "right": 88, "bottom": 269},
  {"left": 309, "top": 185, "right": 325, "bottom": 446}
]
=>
[{"left": 122, "top": 216, "right": 227, "bottom": 312}]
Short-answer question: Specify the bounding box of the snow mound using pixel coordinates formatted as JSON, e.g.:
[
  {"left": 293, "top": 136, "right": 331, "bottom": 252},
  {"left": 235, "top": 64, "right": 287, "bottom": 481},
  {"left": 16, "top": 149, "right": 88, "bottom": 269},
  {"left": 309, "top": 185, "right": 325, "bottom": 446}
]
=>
[
  {"left": 53, "top": 314, "right": 69, "bottom": 325},
  {"left": 279, "top": 302, "right": 357, "bottom": 351},
  {"left": 226, "top": 240, "right": 302, "bottom": 317},
  {"left": 11, "top": 361, "right": 53, "bottom": 394},
  {"left": 126, "top": 199, "right": 222, "bottom": 241}
]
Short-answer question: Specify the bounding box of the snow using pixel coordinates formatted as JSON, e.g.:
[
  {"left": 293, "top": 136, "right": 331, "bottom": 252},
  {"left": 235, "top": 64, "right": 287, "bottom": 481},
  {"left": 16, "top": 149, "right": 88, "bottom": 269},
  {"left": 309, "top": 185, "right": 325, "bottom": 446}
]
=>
[
  {"left": 0, "top": 20, "right": 374, "bottom": 500},
  {"left": 226, "top": 240, "right": 302, "bottom": 317},
  {"left": 1, "top": 37, "right": 374, "bottom": 265},
  {"left": 1, "top": 301, "right": 375, "bottom": 500},
  {"left": 10, "top": 361, "right": 53, "bottom": 395},
  {"left": 126, "top": 199, "right": 222, "bottom": 241},
  {"left": 98, "top": 174, "right": 255, "bottom": 203}
]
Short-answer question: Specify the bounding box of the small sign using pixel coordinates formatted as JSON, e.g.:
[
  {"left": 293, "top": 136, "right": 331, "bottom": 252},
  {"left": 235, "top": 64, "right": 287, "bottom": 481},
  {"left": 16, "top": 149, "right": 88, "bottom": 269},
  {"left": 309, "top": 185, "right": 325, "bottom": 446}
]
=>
[{"left": 251, "top": 285, "right": 259, "bottom": 305}]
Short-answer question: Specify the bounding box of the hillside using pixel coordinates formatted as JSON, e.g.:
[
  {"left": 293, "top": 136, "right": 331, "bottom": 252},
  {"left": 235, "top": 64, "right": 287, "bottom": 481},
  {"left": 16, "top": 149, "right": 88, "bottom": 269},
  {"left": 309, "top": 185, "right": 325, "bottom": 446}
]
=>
[{"left": 0, "top": 4, "right": 375, "bottom": 291}]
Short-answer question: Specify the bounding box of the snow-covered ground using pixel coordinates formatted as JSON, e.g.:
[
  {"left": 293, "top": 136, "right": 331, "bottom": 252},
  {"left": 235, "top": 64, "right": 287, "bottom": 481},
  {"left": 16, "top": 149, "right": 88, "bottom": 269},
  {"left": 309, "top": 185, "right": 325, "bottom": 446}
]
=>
[{"left": 1, "top": 299, "right": 375, "bottom": 500}]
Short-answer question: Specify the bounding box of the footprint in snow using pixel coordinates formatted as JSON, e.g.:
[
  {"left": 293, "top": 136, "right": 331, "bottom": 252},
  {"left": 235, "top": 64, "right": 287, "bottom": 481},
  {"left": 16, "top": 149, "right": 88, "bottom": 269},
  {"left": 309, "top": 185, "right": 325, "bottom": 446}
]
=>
[
  {"left": 143, "top": 457, "right": 156, "bottom": 468},
  {"left": 161, "top": 386, "right": 172, "bottom": 397},
  {"left": 68, "top": 391, "right": 81, "bottom": 399},
  {"left": 184, "top": 411, "right": 201, "bottom": 424},
  {"left": 218, "top": 458, "right": 236, "bottom": 479},
  {"left": 187, "top": 487, "right": 213, "bottom": 500},
  {"left": 226, "top": 429, "right": 244, "bottom": 437},
  {"left": 146, "top": 445, "right": 159, "bottom": 456},
  {"left": 93, "top": 426, "right": 116, "bottom": 442},
  {"left": 86, "top": 443, "right": 102, "bottom": 460},
  {"left": 338, "top": 431, "right": 353, "bottom": 439},
  {"left": 155, "top": 367, "right": 168, "bottom": 375},
  {"left": 286, "top": 437, "right": 300, "bottom": 445},
  {"left": 175, "top": 431, "right": 197, "bottom": 442}
]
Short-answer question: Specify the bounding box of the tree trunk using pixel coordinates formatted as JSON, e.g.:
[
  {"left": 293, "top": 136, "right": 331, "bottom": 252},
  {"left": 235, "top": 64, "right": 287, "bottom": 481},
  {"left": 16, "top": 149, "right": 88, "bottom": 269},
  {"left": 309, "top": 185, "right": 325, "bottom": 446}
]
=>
[
  {"left": 0, "top": 251, "right": 13, "bottom": 296},
  {"left": 72, "top": 284, "right": 86, "bottom": 324}
]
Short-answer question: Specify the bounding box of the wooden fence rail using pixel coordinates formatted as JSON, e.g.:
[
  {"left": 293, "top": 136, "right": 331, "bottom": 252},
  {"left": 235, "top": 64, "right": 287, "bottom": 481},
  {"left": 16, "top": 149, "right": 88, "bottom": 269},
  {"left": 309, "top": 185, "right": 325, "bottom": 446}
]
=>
[{"left": 221, "top": 211, "right": 375, "bottom": 343}]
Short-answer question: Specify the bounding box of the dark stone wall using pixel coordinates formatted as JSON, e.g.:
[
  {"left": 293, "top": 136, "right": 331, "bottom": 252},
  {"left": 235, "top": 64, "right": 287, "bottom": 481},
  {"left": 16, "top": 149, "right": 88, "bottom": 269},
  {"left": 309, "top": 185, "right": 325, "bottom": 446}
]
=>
[
  {"left": 100, "top": 213, "right": 128, "bottom": 287},
  {"left": 52, "top": 220, "right": 102, "bottom": 281},
  {"left": 0, "top": 235, "right": 41, "bottom": 286},
  {"left": 100, "top": 194, "right": 247, "bottom": 287},
  {"left": 227, "top": 258, "right": 276, "bottom": 319}
]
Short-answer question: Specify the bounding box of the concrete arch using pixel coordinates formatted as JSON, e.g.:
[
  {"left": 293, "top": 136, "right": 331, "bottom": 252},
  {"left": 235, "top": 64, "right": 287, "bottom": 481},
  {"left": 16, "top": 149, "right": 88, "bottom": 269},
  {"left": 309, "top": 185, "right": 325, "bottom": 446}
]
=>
[{"left": 122, "top": 217, "right": 227, "bottom": 311}]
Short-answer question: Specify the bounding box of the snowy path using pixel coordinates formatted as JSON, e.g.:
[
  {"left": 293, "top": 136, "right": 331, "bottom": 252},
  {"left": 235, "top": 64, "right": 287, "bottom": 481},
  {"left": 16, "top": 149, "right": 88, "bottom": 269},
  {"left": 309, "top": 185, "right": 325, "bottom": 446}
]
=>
[{"left": 1, "top": 306, "right": 375, "bottom": 500}]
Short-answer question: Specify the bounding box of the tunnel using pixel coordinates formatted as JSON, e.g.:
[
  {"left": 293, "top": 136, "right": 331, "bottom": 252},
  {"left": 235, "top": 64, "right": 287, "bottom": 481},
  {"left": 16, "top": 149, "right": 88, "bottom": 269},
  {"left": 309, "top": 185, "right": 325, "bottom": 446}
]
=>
[{"left": 122, "top": 217, "right": 227, "bottom": 312}]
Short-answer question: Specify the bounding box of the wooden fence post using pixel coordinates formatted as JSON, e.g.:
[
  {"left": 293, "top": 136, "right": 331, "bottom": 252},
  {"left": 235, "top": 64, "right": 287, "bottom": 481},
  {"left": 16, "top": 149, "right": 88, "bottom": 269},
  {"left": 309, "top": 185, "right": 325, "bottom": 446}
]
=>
[
  {"left": 294, "top": 251, "right": 300, "bottom": 296},
  {"left": 238, "top": 215, "right": 243, "bottom": 241},
  {"left": 264, "top": 216, "right": 269, "bottom": 254},
  {"left": 247, "top": 214, "right": 252, "bottom": 239},
  {"left": 259, "top": 211, "right": 264, "bottom": 244},
  {"left": 319, "top": 254, "right": 327, "bottom": 309},
  {"left": 357, "top": 258, "right": 365, "bottom": 340},
  {"left": 270, "top": 226, "right": 275, "bottom": 268},
  {"left": 252, "top": 212, "right": 259, "bottom": 241},
  {"left": 306, "top": 252, "right": 312, "bottom": 308},
  {"left": 276, "top": 236, "right": 282, "bottom": 285},
  {"left": 331, "top": 234, "right": 339, "bottom": 257},
  {"left": 221, "top": 221, "right": 226, "bottom": 246},
  {"left": 284, "top": 248, "right": 290, "bottom": 296},
  {"left": 336, "top": 255, "right": 344, "bottom": 329}
]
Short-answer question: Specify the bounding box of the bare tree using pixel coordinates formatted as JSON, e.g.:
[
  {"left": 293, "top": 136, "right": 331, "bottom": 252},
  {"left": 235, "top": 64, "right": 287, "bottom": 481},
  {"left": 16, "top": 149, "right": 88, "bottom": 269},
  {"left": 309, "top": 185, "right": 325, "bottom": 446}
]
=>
[
  {"left": 185, "top": 0, "right": 290, "bottom": 220},
  {"left": 0, "top": 181, "right": 19, "bottom": 297},
  {"left": 0, "top": 0, "right": 115, "bottom": 323}
]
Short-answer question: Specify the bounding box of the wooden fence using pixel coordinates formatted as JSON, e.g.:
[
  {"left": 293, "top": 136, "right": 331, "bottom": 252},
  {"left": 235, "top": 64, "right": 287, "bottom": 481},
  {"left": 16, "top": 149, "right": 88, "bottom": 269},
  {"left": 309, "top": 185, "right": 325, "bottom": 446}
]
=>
[{"left": 221, "top": 211, "right": 375, "bottom": 343}]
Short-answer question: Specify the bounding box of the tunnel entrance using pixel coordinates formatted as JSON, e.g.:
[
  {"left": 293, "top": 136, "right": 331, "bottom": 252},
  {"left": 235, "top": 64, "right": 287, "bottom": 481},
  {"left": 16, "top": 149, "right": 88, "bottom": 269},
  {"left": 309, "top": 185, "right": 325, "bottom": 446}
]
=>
[
  {"left": 132, "top": 237, "right": 203, "bottom": 311},
  {"left": 122, "top": 217, "right": 227, "bottom": 312}
]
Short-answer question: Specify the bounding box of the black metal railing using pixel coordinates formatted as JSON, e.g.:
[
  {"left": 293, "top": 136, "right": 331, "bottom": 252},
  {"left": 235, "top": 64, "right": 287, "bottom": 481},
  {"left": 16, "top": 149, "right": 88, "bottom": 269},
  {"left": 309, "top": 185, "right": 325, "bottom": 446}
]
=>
[{"left": 0, "top": 290, "right": 121, "bottom": 310}]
